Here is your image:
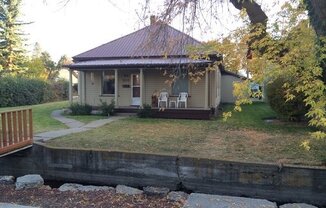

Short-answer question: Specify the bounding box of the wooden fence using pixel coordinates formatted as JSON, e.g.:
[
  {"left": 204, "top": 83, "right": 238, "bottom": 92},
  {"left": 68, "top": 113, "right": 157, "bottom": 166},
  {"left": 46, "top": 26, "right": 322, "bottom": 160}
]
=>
[{"left": 0, "top": 109, "right": 33, "bottom": 155}]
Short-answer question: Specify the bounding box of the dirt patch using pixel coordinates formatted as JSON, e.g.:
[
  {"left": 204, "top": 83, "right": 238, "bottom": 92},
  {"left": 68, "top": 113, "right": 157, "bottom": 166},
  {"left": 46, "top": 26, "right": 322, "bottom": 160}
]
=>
[
  {"left": 0, "top": 184, "right": 183, "bottom": 208},
  {"left": 226, "top": 129, "right": 272, "bottom": 144}
]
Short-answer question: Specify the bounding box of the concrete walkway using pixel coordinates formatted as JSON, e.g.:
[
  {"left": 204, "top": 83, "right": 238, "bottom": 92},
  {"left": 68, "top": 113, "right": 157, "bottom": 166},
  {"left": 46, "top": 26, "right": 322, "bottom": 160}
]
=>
[{"left": 34, "top": 110, "right": 124, "bottom": 142}]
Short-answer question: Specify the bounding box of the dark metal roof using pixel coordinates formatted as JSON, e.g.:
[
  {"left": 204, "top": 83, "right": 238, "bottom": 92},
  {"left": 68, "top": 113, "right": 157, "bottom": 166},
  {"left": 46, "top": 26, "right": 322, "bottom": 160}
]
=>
[
  {"left": 73, "top": 23, "right": 201, "bottom": 61},
  {"left": 69, "top": 57, "right": 211, "bottom": 70}
]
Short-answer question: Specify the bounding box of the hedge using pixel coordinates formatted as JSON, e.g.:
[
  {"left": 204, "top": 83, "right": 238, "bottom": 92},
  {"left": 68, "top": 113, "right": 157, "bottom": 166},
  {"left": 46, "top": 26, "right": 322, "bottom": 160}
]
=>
[{"left": 0, "top": 77, "right": 69, "bottom": 107}]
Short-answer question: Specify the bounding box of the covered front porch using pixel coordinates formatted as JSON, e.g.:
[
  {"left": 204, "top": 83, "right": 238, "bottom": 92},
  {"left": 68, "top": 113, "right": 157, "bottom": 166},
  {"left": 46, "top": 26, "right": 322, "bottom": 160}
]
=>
[{"left": 67, "top": 58, "right": 221, "bottom": 119}]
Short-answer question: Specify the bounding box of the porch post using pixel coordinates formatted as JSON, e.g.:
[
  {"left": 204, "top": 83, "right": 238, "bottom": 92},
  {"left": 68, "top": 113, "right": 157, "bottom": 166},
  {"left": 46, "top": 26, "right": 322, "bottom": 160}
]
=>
[
  {"left": 115, "top": 69, "right": 119, "bottom": 107},
  {"left": 140, "top": 68, "right": 144, "bottom": 106},
  {"left": 78, "top": 71, "right": 81, "bottom": 104},
  {"left": 83, "top": 71, "right": 86, "bottom": 105},
  {"left": 78, "top": 71, "right": 86, "bottom": 105},
  {"left": 68, "top": 69, "right": 73, "bottom": 104},
  {"left": 205, "top": 69, "right": 209, "bottom": 109},
  {"left": 215, "top": 68, "right": 221, "bottom": 107}
]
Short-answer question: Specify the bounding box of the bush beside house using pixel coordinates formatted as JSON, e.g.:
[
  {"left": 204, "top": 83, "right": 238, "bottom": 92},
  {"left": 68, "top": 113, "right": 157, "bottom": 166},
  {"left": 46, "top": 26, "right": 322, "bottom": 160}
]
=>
[
  {"left": 266, "top": 77, "right": 308, "bottom": 121},
  {"left": 99, "top": 100, "right": 115, "bottom": 116},
  {"left": 0, "top": 77, "right": 69, "bottom": 107},
  {"left": 69, "top": 103, "right": 92, "bottom": 115},
  {"left": 137, "top": 104, "right": 152, "bottom": 118}
]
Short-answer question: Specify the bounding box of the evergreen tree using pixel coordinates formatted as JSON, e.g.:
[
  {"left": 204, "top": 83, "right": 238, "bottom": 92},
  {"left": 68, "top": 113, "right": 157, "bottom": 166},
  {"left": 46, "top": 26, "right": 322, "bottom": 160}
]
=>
[{"left": 0, "top": 0, "right": 27, "bottom": 76}]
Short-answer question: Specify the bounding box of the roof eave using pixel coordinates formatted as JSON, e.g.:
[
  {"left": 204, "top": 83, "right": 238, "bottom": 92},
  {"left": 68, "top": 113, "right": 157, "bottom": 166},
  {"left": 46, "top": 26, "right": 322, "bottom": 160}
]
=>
[{"left": 67, "top": 62, "right": 210, "bottom": 70}]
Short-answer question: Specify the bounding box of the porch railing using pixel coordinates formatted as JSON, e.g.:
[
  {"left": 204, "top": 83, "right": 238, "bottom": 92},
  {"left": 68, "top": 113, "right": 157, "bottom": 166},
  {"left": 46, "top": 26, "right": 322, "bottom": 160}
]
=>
[{"left": 0, "top": 109, "right": 33, "bottom": 156}]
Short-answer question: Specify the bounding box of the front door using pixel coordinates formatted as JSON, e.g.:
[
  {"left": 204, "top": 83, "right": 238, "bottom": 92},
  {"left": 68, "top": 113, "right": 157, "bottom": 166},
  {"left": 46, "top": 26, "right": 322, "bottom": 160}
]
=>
[{"left": 131, "top": 74, "right": 140, "bottom": 106}]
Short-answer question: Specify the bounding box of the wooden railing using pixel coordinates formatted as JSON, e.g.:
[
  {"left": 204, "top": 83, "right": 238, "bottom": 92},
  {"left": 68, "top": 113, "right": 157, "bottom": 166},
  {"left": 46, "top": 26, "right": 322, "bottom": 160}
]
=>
[{"left": 0, "top": 109, "right": 33, "bottom": 155}]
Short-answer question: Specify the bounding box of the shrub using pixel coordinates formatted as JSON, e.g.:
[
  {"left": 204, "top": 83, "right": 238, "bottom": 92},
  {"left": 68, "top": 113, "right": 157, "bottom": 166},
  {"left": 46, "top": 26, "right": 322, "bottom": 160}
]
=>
[
  {"left": 137, "top": 104, "right": 152, "bottom": 118},
  {"left": 70, "top": 103, "right": 92, "bottom": 115},
  {"left": 99, "top": 99, "right": 115, "bottom": 116},
  {"left": 0, "top": 76, "right": 55, "bottom": 107},
  {"left": 0, "top": 76, "right": 71, "bottom": 107},
  {"left": 51, "top": 79, "right": 69, "bottom": 101},
  {"left": 266, "top": 77, "right": 308, "bottom": 121}
]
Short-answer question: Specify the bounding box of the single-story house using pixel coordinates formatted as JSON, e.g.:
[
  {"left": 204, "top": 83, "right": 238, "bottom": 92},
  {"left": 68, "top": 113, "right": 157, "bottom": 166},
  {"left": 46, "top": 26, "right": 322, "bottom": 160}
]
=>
[{"left": 67, "top": 17, "right": 242, "bottom": 119}]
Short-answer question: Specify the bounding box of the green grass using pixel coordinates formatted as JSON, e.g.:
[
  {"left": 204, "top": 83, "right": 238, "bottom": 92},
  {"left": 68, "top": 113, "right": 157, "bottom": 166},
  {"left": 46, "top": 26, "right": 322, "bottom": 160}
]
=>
[
  {"left": 0, "top": 101, "right": 68, "bottom": 133},
  {"left": 47, "top": 102, "right": 325, "bottom": 166},
  {"left": 221, "top": 102, "right": 311, "bottom": 132}
]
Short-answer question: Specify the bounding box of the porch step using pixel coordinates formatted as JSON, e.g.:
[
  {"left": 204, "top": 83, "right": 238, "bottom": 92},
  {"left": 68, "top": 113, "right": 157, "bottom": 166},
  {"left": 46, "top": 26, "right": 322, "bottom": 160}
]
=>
[
  {"left": 115, "top": 112, "right": 137, "bottom": 117},
  {"left": 152, "top": 109, "right": 211, "bottom": 120},
  {"left": 114, "top": 108, "right": 138, "bottom": 117}
]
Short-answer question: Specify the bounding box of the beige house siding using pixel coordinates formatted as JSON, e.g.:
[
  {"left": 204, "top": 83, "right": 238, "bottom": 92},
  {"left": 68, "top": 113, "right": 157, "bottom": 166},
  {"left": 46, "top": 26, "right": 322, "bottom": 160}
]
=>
[
  {"left": 221, "top": 74, "right": 241, "bottom": 103},
  {"left": 216, "top": 69, "right": 222, "bottom": 106},
  {"left": 209, "top": 70, "right": 216, "bottom": 108},
  {"left": 144, "top": 69, "right": 172, "bottom": 106},
  {"left": 85, "top": 71, "right": 115, "bottom": 106},
  {"left": 188, "top": 76, "right": 205, "bottom": 108},
  {"left": 206, "top": 69, "right": 222, "bottom": 108}
]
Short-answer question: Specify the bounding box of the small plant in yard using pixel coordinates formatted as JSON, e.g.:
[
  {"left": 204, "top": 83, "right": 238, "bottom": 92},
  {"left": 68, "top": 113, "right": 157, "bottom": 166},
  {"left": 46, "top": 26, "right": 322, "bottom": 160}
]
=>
[
  {"left": 99, "top": 99, "right": 115, "bottom": 116},
  {"left": 137, "top": 104, "right": 152, "bottom": 118},
  {"left": 70, "top": 103, "right": 92, "bottom": 115}
]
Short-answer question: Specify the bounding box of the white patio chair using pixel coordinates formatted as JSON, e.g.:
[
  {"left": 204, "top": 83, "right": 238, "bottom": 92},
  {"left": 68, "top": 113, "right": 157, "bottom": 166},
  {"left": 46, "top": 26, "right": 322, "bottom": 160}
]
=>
[
  {"left": 177, "top": 92, "right": 188, "bottom": 108},
  {"left": 158, "top": 92, "right": 169, "bottom": 108}
]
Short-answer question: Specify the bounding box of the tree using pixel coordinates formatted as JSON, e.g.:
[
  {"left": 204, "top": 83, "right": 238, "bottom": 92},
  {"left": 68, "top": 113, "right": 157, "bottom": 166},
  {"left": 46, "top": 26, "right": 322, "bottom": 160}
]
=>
[
  {"left": 143, "top": 0, "right": 326, "bottom": 141},
  {"left": 25, "top": 56, "right": 48, "bottom": 79},
  {"left": 25, "top": 43, "right": 70, "bottom": 81},
  {"left": 47, "top": 54, "right": 73, "bottom": 81},
  {"left": 244, "top": 2, "right": 325, "bottom": 142},
  {"left": 40, "top": 51, "right": 57, "bottom": 80},
  {"left": 0, "top": 0, "right": 27, "bottom": 76}
]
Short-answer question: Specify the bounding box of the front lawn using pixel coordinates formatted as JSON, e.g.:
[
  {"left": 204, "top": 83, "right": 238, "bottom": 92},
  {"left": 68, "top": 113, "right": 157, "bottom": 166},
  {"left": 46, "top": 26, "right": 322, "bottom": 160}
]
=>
[
  {"left": 46, "top": 103, "right": 325, "bottom": 166},
  {"left": 0, "top": 101, "right": 68, "bottom": 133}
]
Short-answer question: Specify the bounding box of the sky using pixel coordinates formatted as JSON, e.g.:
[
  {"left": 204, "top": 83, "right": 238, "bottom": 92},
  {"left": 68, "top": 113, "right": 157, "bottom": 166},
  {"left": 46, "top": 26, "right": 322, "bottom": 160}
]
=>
[{"left": 21, "top": 0, "right": 273, "bottom": 62}]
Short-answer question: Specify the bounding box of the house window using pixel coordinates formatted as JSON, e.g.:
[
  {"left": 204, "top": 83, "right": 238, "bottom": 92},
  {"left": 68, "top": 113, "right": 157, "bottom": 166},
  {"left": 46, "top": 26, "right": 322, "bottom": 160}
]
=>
[
  {"left": 102, "top": 71, "right": 115, "bottom": 95},
  {"left": 172, "top": 74, "right": 188, "bottom": 95}
]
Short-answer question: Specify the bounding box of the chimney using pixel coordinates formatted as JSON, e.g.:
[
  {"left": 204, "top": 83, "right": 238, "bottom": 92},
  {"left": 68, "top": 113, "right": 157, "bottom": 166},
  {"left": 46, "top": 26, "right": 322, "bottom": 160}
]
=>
[{"left": 150, "top": 15, "right": 157, "bottom": 25}]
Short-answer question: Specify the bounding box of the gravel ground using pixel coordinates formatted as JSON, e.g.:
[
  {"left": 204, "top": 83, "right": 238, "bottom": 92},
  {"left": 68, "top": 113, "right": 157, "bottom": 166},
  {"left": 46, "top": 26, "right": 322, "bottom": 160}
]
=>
[{"left": 0, "top": 184, "right": 184, "bottom": 208}]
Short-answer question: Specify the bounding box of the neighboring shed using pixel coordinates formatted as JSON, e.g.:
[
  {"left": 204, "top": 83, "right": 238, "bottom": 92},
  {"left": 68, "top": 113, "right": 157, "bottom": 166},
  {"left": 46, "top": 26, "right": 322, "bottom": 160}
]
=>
[{"left": 221, "top": 70, "right": 244, "bottom": 103}]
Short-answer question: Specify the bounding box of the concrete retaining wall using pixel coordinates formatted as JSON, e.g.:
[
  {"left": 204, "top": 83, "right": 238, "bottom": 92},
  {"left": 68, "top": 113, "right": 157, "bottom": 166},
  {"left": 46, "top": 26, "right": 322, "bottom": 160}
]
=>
[{"left": 0, "top": 144, "right": 325, "bottom": 207}]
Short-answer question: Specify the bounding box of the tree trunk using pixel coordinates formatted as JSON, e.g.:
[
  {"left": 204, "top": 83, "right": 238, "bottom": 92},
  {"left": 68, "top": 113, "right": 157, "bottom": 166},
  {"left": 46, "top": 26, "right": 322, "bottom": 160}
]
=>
[
  {"left": 229, "top": 0, "right": 268, "bottom": 60},
  {"left": 229, "top": 0, "right": 267, "bottom": 25},
  {"left": 305, "top": 0, "right": 326, "bottom": 37},
  {"left": 305, "top": 0, "right": 326, "bottom": 82}
]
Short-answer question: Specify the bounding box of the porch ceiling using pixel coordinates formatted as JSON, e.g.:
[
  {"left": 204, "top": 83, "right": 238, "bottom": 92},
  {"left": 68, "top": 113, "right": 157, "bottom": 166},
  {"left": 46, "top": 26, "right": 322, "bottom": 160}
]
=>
[{"left": 67, "top": 57, "right": 212, "bottom": 70}]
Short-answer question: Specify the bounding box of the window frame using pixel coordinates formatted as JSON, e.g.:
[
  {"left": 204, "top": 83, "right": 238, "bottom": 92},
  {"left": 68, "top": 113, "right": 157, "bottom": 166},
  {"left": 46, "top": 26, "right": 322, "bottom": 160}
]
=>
[
  {"left": 172, "top": 73, "right": 189, "bottom": 96},
  {"left": 102, "top": 70, "right": 115, "bottom": 96}
]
